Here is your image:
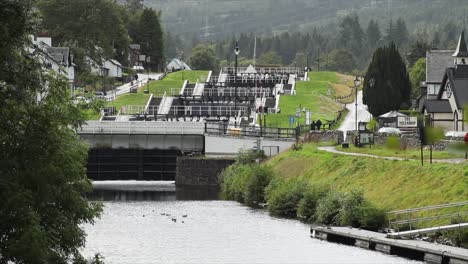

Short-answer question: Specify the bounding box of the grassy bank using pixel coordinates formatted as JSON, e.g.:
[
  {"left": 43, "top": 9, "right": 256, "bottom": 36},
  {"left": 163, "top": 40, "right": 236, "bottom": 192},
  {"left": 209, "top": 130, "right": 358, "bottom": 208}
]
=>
[
  {"left": 268, "top": 144, "right": 467, "bottom": 210},
  {"left": 143, "top": 70, "right": 209, "bottom": 95},
  {"left": 339, "top": 144, "right": 464, "bottom": 159},
  {"left": 267, "top": 72, "right": 351, "bottom": 127},
  {"left": 108, "top": 93, "right": 151, "bottom": 112}
]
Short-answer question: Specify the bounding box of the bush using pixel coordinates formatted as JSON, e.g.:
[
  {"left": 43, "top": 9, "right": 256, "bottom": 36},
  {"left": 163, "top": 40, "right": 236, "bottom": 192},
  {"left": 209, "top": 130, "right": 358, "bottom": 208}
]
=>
[
  {"left": 219, "top": 164, "right": 252, "bottom": 203},
  {"left": 235, "top": 149, "right": 265, "bottom": 165},
  {"left": 338, "top": 189, "right": 366, "bottom": 227},
  {"left": 244, "top": 165, "right": 274, "bottom": 207},
  {"left": 297, "top": 185, "right": 329, "bottom": 223},
  {"left": 266, "top": 179, "right": 308, "bottom": 218},
  {"left": 315, "top": 190, "right": 344, "bottom": 225},
  {"left": 386, "top": 136, "right": 400, "bottom": 150},
  {"left": 357, "top": 202, "right": 386, "bottom": 231}
]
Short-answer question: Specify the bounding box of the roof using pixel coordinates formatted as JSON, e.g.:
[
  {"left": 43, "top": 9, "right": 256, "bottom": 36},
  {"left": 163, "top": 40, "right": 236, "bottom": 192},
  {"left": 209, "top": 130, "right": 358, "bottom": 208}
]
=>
[
  {"left": 424, "top": 100, "right": 452, "bottom": 113},
  {"left": 166, "top": 58, "right": 191, "bottom": 70},
  {"left": 426, "top": 50, "right": 454, "bottom": 83},
  {"left": 245, "top": 64, "right": 258, "bottom": 74},
  {"left": 379, "top": 111, "right": 407, "bottom": 118},
  {"left": 47, "top": 47, "right": 71, "bottom": 66},
  {"left": 436, "top": 65, "right": 468, "bottom": 109},
  {"left": 109, "top": 59, "right": 122, "bottom": 66},
  {"left": 452, "top": 31, "right": 468, "bottom": 57}
]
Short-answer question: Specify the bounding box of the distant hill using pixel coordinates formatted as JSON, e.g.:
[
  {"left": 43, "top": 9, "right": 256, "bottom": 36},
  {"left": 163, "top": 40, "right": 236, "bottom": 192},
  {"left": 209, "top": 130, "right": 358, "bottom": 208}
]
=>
[{"left": 141, "top": 0, "right": 468, "bottom": 40}]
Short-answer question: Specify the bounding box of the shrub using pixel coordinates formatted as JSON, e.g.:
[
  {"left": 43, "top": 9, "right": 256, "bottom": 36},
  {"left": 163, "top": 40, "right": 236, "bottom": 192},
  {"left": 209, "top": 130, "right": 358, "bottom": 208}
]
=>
[
  {"left": 297, "top": 185, "right": 330, "bottom": 223},
  {"left": 356, "top": 202, "right": 386, "bottom": 231},
  {"left": 235, "top": 149, "right": 265, "bottom": 165},
  {"left": 219, "top": 164, "right": 252, "bottom": 203},
  {"left": 244, "top": 165, "right": 274, "bottom": 207},
  {"left": 338, "top": 189, "right": 366, "bottom": 227},
  {"left": 266, "top": 179, "right": 308, "bottom": 218},
  {"left": 386, "top": 136, "right": 400, "bottom": 150},
  {"left": 315, "top": 190, "right": 344, "bottom": 225}
]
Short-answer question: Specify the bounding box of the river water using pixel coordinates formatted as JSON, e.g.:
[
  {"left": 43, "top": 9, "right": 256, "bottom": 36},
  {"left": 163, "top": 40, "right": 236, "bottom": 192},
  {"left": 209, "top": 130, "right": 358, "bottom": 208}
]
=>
[{"left": 82, "top": 182, "right": 420, "bottom": 264}]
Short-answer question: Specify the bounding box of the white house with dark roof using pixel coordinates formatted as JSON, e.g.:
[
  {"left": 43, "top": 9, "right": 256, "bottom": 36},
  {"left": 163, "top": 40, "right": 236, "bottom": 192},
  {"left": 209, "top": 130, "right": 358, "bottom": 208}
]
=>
[
  {"left": 422, "top": 31, "right": 468, "bottom": 131},
  {"left": 88, "top": 57, "right": 123, "bottom": 78},
  {"left": 31, "top": 35, "right": 75, "bottom": 87},
  {"left": 166, "top": 58, "right": 191, "bottom": 72}
]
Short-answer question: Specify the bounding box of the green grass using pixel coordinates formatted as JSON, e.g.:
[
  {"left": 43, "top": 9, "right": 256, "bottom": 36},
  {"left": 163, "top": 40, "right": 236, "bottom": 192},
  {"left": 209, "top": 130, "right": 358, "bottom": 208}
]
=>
[
  {"left": 339, "top": 145, "right": 464, "bottom": 159},
  {"left": 267, "top": 72, "right": 346, "bottom": 127},
  {"left": 108, "top": 93, "right": 151, "bottom": 112},
  {"left": 81, "top": 109, "right": 101, "bottom": 121},
  {"left": 268, "top": 143, "right": 467, "bottom": 211},
  {"left": 143, "top": 70, "right": 209, "bottom": 95}
]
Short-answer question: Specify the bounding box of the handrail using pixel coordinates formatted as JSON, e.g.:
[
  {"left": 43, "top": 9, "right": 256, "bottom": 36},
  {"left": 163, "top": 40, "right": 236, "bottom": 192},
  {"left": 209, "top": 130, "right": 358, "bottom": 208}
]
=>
[{"left": 389, "top": 201, "right": 468, "bottom": 215}]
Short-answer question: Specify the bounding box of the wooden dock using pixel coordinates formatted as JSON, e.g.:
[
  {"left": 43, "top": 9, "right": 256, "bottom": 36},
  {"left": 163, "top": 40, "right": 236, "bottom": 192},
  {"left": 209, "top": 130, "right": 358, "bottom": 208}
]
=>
[{"left": 311, "top": 226, "right": 468, "bottom": 264}]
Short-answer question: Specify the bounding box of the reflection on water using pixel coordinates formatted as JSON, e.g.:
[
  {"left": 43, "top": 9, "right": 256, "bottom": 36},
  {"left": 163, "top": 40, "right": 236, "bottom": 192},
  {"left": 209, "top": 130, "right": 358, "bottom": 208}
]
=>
[
  {"left": 88, "top": 181, "right": 220, "bottom": 201},
  {"left": 83, "top": 182, "right": 420, "bottom": 264}
]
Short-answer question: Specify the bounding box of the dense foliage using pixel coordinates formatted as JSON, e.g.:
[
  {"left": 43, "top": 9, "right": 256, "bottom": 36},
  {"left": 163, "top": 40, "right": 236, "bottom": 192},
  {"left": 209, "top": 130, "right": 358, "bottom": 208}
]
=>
[
  {"left": 363, "top": 43, "right": 411, "bottom": 116},
  {"left": 0, "top": 1, "right": 101, "bottom": 262}
]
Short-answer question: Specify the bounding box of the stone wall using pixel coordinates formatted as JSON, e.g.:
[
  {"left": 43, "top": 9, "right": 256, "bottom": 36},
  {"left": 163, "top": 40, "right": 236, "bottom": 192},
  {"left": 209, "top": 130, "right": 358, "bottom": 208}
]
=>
[
  {"left": 345, "top": 131, "right": 465, "bottom": 151},
  {"left": 303, "top": 130, "right": 344, "bottom": 145},
  {"left": 176, "top": 157, "right": 235, "bottom": 187}
]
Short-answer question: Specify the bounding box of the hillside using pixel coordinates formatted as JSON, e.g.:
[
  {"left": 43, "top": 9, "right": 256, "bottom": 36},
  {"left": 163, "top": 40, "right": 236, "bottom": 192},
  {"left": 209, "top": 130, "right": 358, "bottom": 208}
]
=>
[
  {"left": 267, "top": 143, "right": 467, "bottom": 211},
  {"left": 142, "top": 0, "right": 468, "bottom": 40}
]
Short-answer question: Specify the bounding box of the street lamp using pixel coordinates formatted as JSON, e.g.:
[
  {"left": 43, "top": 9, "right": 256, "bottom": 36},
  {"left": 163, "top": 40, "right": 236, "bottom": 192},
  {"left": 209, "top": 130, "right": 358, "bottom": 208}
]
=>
[
  {"left": 234, "top": 41, "right": 240, "bottom": 113},
  {"left": 354, "top": 76, "right": 361, "bottom": 131}
]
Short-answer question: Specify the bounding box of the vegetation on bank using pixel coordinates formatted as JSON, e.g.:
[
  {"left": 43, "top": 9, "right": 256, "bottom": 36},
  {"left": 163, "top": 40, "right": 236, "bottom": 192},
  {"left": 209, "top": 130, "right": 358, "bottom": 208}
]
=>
[
  {"left": 339, "top": 144, "right": 464, "bottom": 160},
  {"left": 220, "top": 144, "right": 467, "bottom": 233},
  {"left": 267, "top": 72, "right": 351, "bottom": 128},
  {"left": 219, "top": 149, "right": 386, "bottom": 231}
]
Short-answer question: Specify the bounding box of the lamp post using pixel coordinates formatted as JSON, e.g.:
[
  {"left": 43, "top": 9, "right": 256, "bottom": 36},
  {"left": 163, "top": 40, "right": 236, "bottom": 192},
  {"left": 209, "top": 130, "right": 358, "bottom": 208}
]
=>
[
  {"left": 354, "top": 76, "right": 361, "bottom": 131},
  {"left": 234, "top": 41, "right": 240, "bottom": 113}
]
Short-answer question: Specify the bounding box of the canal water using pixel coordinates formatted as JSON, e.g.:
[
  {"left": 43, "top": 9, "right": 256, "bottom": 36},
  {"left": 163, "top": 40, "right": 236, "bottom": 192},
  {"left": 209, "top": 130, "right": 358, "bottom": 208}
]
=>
[{"left": 82, "top": 182, "right": 420, "bottom": 264}]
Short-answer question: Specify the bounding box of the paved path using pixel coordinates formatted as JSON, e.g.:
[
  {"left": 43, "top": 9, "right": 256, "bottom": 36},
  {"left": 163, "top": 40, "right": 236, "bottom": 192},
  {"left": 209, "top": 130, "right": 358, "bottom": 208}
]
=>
[
  {"left": 338, "top": 91, "right": 372, "bottom": 140},
  {"left": 318, "top": 146, "right": 466, "bottom": 164},
  {"left": 105, "top": 73, "right": 162, "bottom": 101}
]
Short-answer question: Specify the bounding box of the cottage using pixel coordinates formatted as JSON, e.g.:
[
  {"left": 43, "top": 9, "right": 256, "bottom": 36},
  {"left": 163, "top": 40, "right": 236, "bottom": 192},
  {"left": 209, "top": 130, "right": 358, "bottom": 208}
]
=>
[
  {"left": 422, "top": 31, "right": 468, "bottom": 131},
  {"left": 128, "top": 44, "right": 146, "bottom": 67}
]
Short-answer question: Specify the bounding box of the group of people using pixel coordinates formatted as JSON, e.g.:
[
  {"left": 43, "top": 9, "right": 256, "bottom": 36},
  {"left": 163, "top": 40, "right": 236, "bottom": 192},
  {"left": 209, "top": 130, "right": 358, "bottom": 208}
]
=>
[{"left": 310, "top": 119, "right": 322, "bottom": 130}]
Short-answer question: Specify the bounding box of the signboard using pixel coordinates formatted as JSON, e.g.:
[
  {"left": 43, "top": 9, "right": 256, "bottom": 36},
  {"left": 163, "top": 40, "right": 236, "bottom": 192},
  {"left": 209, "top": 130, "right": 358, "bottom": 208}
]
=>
[
  {"left": 397, "top": 116, "right": 417, "bottom": 128},
  {"left": 289, "top": 115, "right": 295, "bottom": 126},
  {"left": 138, "top": 54, "right": 146, "bottom": 62},
  {"left": 305, "top": 111, "right": 311, "bottom": 125},
  {"left": 358, "top": 132, "right": 374, "bottom": 145}
]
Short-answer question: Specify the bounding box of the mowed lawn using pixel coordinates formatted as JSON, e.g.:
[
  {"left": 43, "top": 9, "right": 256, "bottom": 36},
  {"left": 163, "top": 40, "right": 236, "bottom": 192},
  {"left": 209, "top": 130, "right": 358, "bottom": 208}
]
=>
[
  {"left": 142, "top": 70, "right": 209, "bottom": 95},
  {"left": 108, "top": 93, "right": 151, "bottom": 112},
  {"left": 267, "top": 72, "right": 351, "bottom": 127}
]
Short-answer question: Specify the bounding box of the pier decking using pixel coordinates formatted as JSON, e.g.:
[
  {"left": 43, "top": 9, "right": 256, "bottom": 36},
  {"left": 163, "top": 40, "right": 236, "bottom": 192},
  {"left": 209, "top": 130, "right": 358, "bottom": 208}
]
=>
[{"left": 311, "top": 226, "right": 468, "bottom": 264}]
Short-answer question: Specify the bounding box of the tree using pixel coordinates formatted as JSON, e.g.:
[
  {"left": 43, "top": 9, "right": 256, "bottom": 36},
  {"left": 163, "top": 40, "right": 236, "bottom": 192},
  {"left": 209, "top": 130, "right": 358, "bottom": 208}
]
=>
[
  {"left": 190, "top": 44, "right": 218, "bottom": 70},
  {"left": 409, "top": 58, "right": 426, "bottom": 99},
  {"left": 407, "top": 41, "right": 430, "bottom": 67},
  {"left": 363, "top": 43, "right": 411, "bottom": 116},
  {"left": 366, "top": 20, "right": 381, "bottom": 49},
  {"left": 394, "top": 18, "right": 409, "bottom": 47},
  {"left": 132, "top": 8, "right": 165, "bottom": 71},
  {"left": 325, "top": 49, "right": 357, "bottom": 73},
  {"left": 0, "top": 1, "right": 101, "bottom": 262},
  {"left": 39, "top": 0, "right": 130, "bottom": 67},
  {"left": 258, "top": 51, "right": 282, "bottom": 65},
  {"left": 338, "top": 14, "right": 365, "bottom": 54}
]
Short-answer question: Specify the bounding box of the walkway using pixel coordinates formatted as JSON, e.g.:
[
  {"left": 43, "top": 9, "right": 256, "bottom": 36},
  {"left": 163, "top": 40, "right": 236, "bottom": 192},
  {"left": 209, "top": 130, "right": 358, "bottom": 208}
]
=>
[
  {"left": 105, "top": 73, "right": 162, "bottom": 101},
  {"left": 318, "top": 146, "right": 466, "bottom": 164},
  {"left": 338, "top": 91, "right": 372, "bottom": 139}
]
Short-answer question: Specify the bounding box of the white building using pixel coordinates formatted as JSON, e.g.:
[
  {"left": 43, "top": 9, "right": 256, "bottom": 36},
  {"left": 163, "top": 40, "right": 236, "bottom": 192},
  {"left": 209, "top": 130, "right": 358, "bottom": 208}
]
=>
[{"left": 88, "top": 58, "right": 123, "bottom": 78}]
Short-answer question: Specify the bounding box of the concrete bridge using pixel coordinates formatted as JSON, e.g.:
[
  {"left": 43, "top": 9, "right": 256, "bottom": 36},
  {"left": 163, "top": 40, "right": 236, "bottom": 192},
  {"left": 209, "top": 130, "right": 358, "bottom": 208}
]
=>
[{"left": 78, "top": 121, "right": 295, "bottom": 181}]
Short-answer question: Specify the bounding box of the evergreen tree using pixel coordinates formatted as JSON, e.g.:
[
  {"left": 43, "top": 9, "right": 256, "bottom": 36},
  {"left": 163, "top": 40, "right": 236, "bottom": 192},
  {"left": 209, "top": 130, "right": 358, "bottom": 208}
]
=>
[
  {"left": 407, "top": 41, "right": 430, "bottom": 67},
  {"left": 363, "top": 43, "right": 411, "bottom": 116},
  {"left": 394, "top": 18, "right": 409, "bottom": 47},
  {"left": 133, "top": 8, "right": 164, "bottom": 71},
  {"left": 366, "top": 19, "right": 381, "bottom": 49},
  {"left": 339, "top": 14, "right": 365, "bottom": 54}
]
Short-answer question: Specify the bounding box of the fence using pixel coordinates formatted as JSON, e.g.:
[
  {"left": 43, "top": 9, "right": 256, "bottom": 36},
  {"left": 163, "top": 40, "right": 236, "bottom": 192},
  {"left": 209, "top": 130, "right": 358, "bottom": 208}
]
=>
[
  {"left": 204, "top": 122, "right": 298, "bottom": 139},
  {"left": 387, "top": 201, "right": 468, "bottom": 232},
  {"left": 78, "top": 121, "right": 205, "bottom": 135}
]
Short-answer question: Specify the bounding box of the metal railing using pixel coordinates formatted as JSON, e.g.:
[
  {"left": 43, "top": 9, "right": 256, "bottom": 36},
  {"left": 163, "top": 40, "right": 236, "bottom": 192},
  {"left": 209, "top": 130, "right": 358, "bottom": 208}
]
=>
[
  {"left": 223, "top": 66, "right": 304, "bottom": 75},
  {"left": 204, "top": 122, "right": 298, "bottom": 139},
  {"left": 167, "top": 105, "right": 250, "bottom": 117},
  {"left": 78, "top": 121, "right": 205, "bottom": 135},
  {"left": 387, "top": 201, "right": 468, "bottom": 232}
]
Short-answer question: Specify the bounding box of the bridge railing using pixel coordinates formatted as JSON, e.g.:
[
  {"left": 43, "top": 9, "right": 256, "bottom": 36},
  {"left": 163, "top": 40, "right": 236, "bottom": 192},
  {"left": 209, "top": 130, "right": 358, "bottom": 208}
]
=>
[{"left": 78, "top": 121, "right": 205, "bottom": 135}]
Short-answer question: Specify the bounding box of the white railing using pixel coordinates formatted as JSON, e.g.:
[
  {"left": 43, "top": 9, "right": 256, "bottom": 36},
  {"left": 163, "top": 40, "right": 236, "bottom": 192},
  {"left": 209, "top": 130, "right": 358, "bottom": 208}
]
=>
[
  {"left": 223, "top": 67, "right": 304, "bottom": 75},
  {"left": 78, "top": 121, "right": 205, "bottom": 135},
  {"left": 167, "top": 105, "right": 249, "bottom": 117}
]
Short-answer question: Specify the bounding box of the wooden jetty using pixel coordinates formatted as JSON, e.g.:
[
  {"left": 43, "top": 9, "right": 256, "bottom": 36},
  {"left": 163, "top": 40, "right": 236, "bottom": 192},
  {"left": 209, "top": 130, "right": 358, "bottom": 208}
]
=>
[{"left": 311, "top": 226, "right": 468, "bottom": 264}]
